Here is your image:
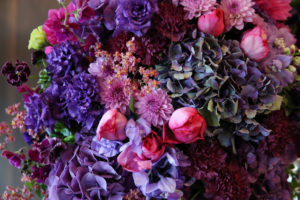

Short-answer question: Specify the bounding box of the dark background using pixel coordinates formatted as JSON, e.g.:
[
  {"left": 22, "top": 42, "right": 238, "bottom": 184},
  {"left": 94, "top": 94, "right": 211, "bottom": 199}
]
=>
[{"left": 0, "top": 0, "right": 58, "bottom": 194}]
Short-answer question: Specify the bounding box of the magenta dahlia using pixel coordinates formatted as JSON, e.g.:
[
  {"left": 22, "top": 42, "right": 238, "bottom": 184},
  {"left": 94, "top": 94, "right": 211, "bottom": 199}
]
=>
[
  {"left": 135, "top": 89, "right": 173, "bottom": 127},
  {"left": 220, "top": 0, "right": 256, "bottom": 31}
]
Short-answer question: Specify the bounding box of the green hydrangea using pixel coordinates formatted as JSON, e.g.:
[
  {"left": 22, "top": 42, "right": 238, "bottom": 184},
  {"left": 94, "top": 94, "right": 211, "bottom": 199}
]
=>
[{"left": 28, "top": 25, "right": 48, "bottom": 50}]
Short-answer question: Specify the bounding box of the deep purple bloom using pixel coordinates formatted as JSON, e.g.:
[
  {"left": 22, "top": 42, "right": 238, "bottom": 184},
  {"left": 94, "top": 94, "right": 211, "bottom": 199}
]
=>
[
  {"left": 1, "top": 60, "right": 30, "bottom": 87},
  {"left": 1, "top": 150, "right": 25, "bottom": 169},
  {"left": 24, "top": 93, "right": 55, "bottom": 133},
  {"left": 28, "top": 138, "right": 67, "bottom": 165},
  {"left": 46, "top": 42, "right": 85, "bottom": 79},
  {"left": 23, "top": 132, "right": 33, "bottom": 145},
  {"left": 32, "top": 165, "right": 52, "bottom": 183},
  {"left": 115, "top": 0, "right": 158, "bottom": 36}
]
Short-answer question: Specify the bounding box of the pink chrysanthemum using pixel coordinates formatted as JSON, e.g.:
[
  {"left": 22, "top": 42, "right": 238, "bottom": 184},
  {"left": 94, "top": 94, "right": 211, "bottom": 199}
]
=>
[
  {"left": 220, "top": 0, "right": 255, "bottom": 31},
  {"left": 135, "top": 89, "right": 174, "bottom": 127},
  {"left": 254, "top": 0, "right": 291, "bottom": 21},
  {"left": 180, "top": 0, "right": 216, "bottom": 19},
  {"left": 100, "top": 76, "right": 132, "bottom": 114}
]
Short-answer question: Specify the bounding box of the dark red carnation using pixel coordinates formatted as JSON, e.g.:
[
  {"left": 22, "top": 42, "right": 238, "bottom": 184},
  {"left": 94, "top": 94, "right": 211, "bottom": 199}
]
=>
[
  {"left": 105, "top": 31, "right": 134, "bottom": 53},
  {"left": 153, "top": 2, "right": 191, "bottom": 42}
]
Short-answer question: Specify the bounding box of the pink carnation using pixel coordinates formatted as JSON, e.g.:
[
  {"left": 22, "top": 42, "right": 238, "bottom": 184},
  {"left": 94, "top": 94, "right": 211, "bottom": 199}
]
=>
[{"left": 43, "top": 3, "right": 79, "bottom": 45}]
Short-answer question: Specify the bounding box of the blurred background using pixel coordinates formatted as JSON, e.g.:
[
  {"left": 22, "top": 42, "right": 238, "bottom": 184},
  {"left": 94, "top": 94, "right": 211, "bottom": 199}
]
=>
[{"left": 0, "top": 0, "right": 59, "bottom": 194}]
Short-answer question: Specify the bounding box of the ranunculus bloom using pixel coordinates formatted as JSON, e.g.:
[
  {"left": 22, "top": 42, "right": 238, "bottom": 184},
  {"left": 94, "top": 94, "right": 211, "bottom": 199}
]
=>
[
  {"left": 197, "top": 9, "right": 224, "bottom": 37},
  {"left": 97, "top": 109, "right": 127, "bottom": 141},
  {"left": 163, "top": 107, "right": 206, "bottom": 144},
  {"left": 142, "top": 131, "right": 165, "bottom": 161},
  {"left": 117, "top": 145, "right": 152, "bottom": 172},
  {"left": 1, "top": 150, "right": 25, "bottom": 168},
  {"left": 240, "top": 26, "right": 269, "bottom": 62},
  {"left": 115, "top": 0, "right": 158, "bottom": 37}
]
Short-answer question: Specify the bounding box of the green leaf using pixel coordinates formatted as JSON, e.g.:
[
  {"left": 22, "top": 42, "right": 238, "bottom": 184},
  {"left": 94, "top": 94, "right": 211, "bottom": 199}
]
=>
[
  {"left": 63, "top": 135, "right": 75, "bottom": 143},
  {"left": 54, "top": 122, "right": 72, "bottom": 137},
  {"left": 198, "top": 104, "right": 220, "bottom": 127}
]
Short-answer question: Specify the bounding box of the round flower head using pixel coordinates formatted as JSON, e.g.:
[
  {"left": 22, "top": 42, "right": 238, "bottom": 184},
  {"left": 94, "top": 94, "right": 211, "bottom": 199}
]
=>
[
  {"left": 100, "top": 76, "right": 132, "bottom": 114},
  {"left": 135, "top": 89, "right": 174, "bottom": 127},
  {"left": 180, "top": 0, "right": 216, "bottom": 19},
  {"left": 220, "top": 0, "right": 255, "bottom": 31}
]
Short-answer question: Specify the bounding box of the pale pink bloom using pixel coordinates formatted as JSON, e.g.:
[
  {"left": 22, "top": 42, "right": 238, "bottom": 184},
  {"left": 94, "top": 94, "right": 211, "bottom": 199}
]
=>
[
  {"left": 180, "top": 0, "right": 216, "bottom": 19},
  {"left": 97, "top": 109, "right": 127, "bottom": 141},
  {"left": 240, "top": 26, "right": 269, "bottom": 62}
]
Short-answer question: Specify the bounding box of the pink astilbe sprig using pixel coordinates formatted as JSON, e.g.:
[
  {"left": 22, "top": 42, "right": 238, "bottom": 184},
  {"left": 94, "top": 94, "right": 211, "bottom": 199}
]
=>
[
  {"left": 220, "top": 0, "right": 256, "bottom": 31},
  {"left": 5, "top": 103, "right": 20, "bottom": 116},
  {"left": 180, "top": 0, "right": 216, "bottom": 19}
]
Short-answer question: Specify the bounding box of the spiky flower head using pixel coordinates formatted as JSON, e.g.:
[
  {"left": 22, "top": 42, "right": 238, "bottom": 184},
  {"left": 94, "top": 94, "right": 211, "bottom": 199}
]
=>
[
  {"left": 135, "top": 89, "right": 174, "bottom": 127},
  {"left": 220, "top": 0, "right": 255, "bottom": 31},
  {"left": 180, "top": 0, "right": 216, "bottom": 19}
]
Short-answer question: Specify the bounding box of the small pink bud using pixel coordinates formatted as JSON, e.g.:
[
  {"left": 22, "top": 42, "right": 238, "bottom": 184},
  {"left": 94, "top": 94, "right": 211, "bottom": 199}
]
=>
[
  {"left": 240, "top": 26, "right": 269, "bottom": 62},
  {"left": 197, "top": 9, "right": 225, "bottom": 37},
  {"left": 97, "top": 109, "right": 127, "bottom": 141}
]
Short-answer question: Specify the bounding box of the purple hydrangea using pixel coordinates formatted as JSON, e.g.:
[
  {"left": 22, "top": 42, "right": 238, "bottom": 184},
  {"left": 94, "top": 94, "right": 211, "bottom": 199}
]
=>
[
  {"left": 46, "top": 136, "right": 130, "bottom": 200},
  {"left": 46, "top": 42, "right": 86, "bottom": 79}
]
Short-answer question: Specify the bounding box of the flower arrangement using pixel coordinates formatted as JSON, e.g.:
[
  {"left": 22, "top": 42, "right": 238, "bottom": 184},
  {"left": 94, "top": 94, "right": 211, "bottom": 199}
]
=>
[{"left": 1, "top": 0, "right": 300, "bottom": 199}]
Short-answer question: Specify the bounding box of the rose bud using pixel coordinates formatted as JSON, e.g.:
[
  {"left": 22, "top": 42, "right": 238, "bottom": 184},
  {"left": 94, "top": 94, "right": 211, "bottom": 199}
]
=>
[
  {"left": 1, "top": 150, "right": 25, "bottom": 169},
  {"left": 240, "top": 26, "right": 269, "bottom": 62},
  {"left": 142, "top": 131, "right": 165, "bottom": 161},
  {"left": 97, "top": 109, "right": 127, "bottom": 141},
  {"left": 163, "top": 107, "right": 206, "bottom": 144},
  {"left": 117, "top": 145, "right": 152, "bottom": 172},
  {"left": 197, "top": 9, "right": 225, "bottom": 37}
]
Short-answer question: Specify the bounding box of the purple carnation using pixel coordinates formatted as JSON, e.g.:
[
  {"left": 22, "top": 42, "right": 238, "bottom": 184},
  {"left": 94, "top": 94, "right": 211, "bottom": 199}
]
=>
[
  {"left": 115, "top": 0, "right": 158, "bottom": 36},
  {"left": 46, "top": 42, "right": 86, "bottom": 79}
]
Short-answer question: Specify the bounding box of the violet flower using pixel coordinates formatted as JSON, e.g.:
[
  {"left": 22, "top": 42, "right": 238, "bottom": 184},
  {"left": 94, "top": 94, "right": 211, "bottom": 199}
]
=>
[{"left": 1, "top": 150, "right": 25, "bottom": 169}]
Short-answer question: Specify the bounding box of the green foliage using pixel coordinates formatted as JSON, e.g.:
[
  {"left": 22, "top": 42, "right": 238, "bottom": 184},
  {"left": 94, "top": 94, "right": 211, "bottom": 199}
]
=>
[
  {"left": 46, "top": 121, "right": 75, "bottom": 143},
  {"left": 287, "top": 164, "right": 300, "bottom": 199},
  {"left": 38, "top": 69, "right": 51, "bottom": 90}
]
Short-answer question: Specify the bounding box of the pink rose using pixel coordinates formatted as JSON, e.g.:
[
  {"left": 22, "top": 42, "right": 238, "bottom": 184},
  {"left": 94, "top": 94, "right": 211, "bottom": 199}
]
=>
[
  {"left": 197, "top": 9, "right": 225, "bottom": 37},
  {"left": 142, "top": 131, "right": 165, "bottom": 161},
  {"left": 117, "top": 145, "right": 152, "bottom": 172},
  {"left": 163, "top": 107, "right": 206, "bottom": 144},
  {"left": 240, "top": 26, "right": 269, "bottom": 62},
  {"left": 97, "top": 109, "right": 127, "bottom": 141}
]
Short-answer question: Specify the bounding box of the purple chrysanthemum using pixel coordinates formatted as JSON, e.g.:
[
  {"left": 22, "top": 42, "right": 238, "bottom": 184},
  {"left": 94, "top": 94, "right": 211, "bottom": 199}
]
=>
[
  {"left": 135, "top": 89, "right": 173, "bottom": 127},
  {"left": 180, "top": 0, "right": 216, "bottom": 19},
  {"left": 100, "top": 76, "right": 132, "bottom": 114},
  {"left": 220, "top": 0, "right": 255, "bottom": 31}
]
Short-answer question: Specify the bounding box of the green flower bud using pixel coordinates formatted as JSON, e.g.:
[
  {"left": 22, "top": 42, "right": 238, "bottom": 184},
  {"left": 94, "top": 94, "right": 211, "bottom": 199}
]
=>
[
  {"left": 293, "top": 56, "right": 300, "bottom": 66},
  {"left": 28, "top": 26, "right": 48, "bottom": 50}
]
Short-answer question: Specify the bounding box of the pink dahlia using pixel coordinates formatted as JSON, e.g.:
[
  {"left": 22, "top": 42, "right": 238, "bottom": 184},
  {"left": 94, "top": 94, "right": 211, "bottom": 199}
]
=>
[
  {"left": 180, "top": 0, "right": 216, "bottom": 19},
  {"left": 43, "top": 3, "right": 79, "bottom": 45},
  {"left": 220, "top": 0, "right": 255, "bottom": 31},
  {"left": 135, "top": 89, "right": 173, "bottom": 127},
  {"left": 100, "top": 76, "right": 132, "bottom": 114},
  {"left": 254, "top": 0, "right": 291, "bottom": 21}
]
